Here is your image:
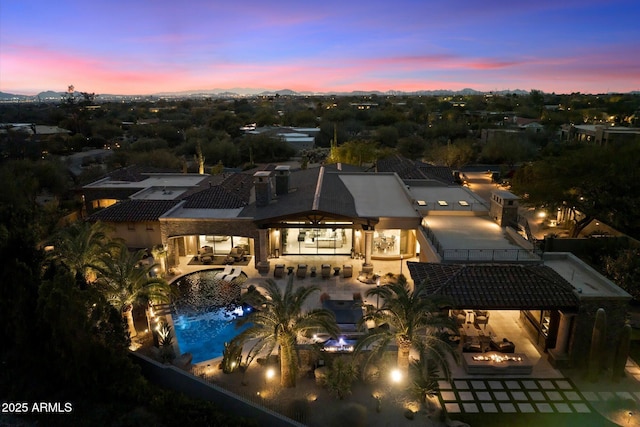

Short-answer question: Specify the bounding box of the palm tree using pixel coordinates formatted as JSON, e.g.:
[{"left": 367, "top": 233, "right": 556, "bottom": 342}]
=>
[
  {"left": 92, "top": 244, "right": 173, "bottom": 338},
  {"left": 355, "top": 275, "right": 459, "bottom": 374},
  {"left": 232, "top": 275, "right": 340, "bottom": 388},
  {"left": 49, "top": 220, "right": 117, "bottom": 287}
]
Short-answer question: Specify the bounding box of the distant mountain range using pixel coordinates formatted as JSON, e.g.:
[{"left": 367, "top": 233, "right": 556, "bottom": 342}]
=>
[{"left": 1, "top": 88, "right": 638, "bottom": 102}]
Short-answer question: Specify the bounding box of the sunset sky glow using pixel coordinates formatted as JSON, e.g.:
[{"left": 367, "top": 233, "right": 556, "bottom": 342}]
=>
[{"left": 1, "top": 0, "right": 639, "bottom": 95}]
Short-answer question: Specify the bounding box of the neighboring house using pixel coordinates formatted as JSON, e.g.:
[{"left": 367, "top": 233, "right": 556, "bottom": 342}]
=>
[
  {"left": 514, "top": 116, "right": 544, "bottom": 132},
  {"left": 561, "top": 124, "right": 640, "bottom": 145},
  {"left": 243, "top": 126, "right": 320, "bottom": 154}
]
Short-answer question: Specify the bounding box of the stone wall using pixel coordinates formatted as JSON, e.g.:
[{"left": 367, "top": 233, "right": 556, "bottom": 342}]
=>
[
  {"left": 130, "top": 352, "right": 302, "bottom": 427},
  {"left": 160, "top": 218, "right": 266, "bottom": 267},
  {"left": 160, "top": 218, "right": 259, "bottom": 241}
]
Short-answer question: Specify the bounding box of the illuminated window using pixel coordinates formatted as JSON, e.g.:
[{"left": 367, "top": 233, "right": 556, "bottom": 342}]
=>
[
  {"left": 438, "top": 201, "right": 448, "bottom": 206},
  {"left": 417, "top": 200, "right": 427, "bottom": 206},
  {"left": 458, "top": 200, "right": 469, "bottom": 206}
]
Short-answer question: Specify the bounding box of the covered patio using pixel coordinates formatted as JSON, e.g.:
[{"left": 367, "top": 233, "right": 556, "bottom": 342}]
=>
[{"left": 407, "top": 261, "right": 581, "bottom": 377}]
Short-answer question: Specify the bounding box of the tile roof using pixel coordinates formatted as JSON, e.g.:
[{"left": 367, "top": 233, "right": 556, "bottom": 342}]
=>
[
  {"left": 88, "top": 200, "right": 180, "bottom": 222},
  {"left": 416, "top": 163, "right": 457, "bottom": 184},
  {"left": 182, "top": 185, "right": 247, "bottom": 209},
  {"left": 407, "top": 262, "right": 580, "bottom": 310},
  {"left": 220, "top": 173, "right": 254, "bottom": 203},
  {"left": 102, "top": 165, "right": 180, "bottom": 182},
  {"left": 317, "top": 171, "right": 359, "bottom": 218},
  {"left": 242, "top": 167, "right": 320, "bottom": 220},
  {"left": 376, "top": 154, "right": 455, "bottom": 184}
]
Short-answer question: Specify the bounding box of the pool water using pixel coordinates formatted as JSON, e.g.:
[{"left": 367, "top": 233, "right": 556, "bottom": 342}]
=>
[
  {"left": 173, "top": 305, "right": 251, "bottom": 363},
  {"left": 171, "top": 269, "right": 251, "bottom": 364}
]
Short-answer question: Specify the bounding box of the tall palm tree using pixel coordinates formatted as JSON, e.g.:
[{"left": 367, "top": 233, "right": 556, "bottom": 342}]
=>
[
  {"left": 232, "top": 276, "right": 340, "bottom": 388},
  {"left": 355, "top": 275, "right": 459, "bottom": 375},
  {"left": 92, "top": 244, "right": 173, "bottom": 338},
  {"left": 49, "top": 220, "right": 117, "bottom": 287}
]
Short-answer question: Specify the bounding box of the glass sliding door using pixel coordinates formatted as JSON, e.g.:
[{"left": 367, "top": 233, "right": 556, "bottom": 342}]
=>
[
  {"left": 199, "top": 235, "right": 251, "bottom": 255},
  {"left": 281, "top": 222, "right": 353, "bottom": 255}
]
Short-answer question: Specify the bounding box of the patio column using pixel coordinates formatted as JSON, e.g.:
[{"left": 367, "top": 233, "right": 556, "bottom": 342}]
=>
[
  {"left": 363, "top": 230, "right": 374, "bottom": 269},
  {"left": 554, "top": 311, "right": 574, "bottom": 355},
  {"left": 548, "top": 310, "right": 575, "bottom": 368},
  {"left": 256, "top": 229, "right": 270, "bottom": 273}
]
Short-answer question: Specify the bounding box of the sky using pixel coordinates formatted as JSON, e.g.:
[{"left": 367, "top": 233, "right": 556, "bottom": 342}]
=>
[{"left": 1, "top": 0, "right": 639, "bottom": 96}]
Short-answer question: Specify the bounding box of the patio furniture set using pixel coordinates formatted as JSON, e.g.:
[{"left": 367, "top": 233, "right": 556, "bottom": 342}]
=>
[
  {"left": 452, "top": 309, "right": 490, "bottom": 328},
  {"left": 197, "top": 245, "right": 247, "bottom": 265},
  {"left": 460, "top": 322, "right": 515, "bottom": 354},
  {"left": 273, "top": 263, "right": 353, "bottom": 279}
]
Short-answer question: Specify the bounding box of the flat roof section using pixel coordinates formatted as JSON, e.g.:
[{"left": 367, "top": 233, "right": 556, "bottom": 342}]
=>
[
  {"left": 339, "top": 174, "right": 417, "bottom": 218},
  {"left": 130, "top": 186, "right": 191, "bottom": 200},
  {"left": 162, "top": 207, "right": 245, "bottom": 219},
  {"left": 84, "top": 173, "right": 208, "bottom": 189},
  {"left": 543, "top": 252, "right": 632, "bottom": 299},
  {"left": 423, "top": 216, "right": 522, "bottom": 250},
  {"left": 409, "top": 185, "right": 488, "bottom": 212}
]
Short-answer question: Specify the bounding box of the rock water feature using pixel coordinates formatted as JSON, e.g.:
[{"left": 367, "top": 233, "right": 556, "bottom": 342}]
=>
[{"left": 171, "top": 269, "right": 251, "bottom": 363}]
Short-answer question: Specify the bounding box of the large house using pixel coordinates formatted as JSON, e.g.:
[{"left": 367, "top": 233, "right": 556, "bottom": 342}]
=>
[{"left": 84, "top": 156, "right": 631, "bottom": 371}]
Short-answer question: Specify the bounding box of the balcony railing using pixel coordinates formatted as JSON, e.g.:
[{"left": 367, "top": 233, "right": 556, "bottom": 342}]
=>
[{"left": 420, "top": 224, "right": 541, "bottom": 263}]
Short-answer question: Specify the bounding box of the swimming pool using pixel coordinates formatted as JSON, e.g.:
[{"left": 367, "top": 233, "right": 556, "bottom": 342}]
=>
[{"left": 171, "top": 269, "right": 251, "bottom": 364}]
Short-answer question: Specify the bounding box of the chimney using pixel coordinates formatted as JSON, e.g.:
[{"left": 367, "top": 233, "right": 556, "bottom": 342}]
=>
[
  {"left": 274, "top": 165, "right": 291, "bottom": 196},
  {"left": 253, "top": 171, "right": 272, "bottom": 207}
]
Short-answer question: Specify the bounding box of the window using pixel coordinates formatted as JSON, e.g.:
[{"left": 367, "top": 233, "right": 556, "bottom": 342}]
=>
[
  {"left": 417, "top": 200, "right": 427, "bottom": 206},
  {"left": 146, "top": 224, "right": 154, "bottom": 231},
  {"left": 458, "top": 200, "right": 469, "bottom": 206},
  {"left": 438, "top": 200, "right": 448, "bottom": 206}
]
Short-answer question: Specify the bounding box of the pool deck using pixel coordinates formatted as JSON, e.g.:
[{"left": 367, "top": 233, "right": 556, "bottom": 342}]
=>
[{"left": 159, "top": 254, "right": 640, "bottom": 425}]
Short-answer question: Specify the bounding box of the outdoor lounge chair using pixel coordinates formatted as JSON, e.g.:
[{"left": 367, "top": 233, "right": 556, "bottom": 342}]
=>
[
  {"left": 474, "top": 310, "right": 490, "bottom": 329},
  {"left": 462, "top": 336, "right": 482, "bottom": 352},
  {"left": 214, "top": 265, "right": 234, "bottom": 280},
  {"left": 296, "top": 264, "right": 307, "bottom": 278},
  {"left": 223, "top": 267, "right": 242, "bottom": 282},
  {"left": 199, "top": 246, "right": 213, "bottom": 255},
  {"left": 273, "top": 264, "right": 285, "bottom": 278},
  {"left": 452, "top": 309, "right": 467, "bottom": 327},
  {"left": 226, "top": 246, "right": 246, "bottom": 263},
  {"left": 342, "top": 264, "right": 353, "bottom": 278},
  {"left": 321, "top": 264, "right": 331, "bottom": 279},
  {"left": 490, "top": 337, "right": 515, "bottom": 353}
]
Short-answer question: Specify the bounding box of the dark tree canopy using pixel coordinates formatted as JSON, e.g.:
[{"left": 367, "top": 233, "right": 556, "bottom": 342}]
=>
[{"left": 512, "top": 144, "right": 640, "bottom": 238}]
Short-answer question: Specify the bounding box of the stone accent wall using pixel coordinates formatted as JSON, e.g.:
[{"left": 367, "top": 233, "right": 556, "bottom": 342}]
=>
[
  {"left": 160, "top": 218, "right": 259, "bottom": 241},
  {"left": 568, "top": 297, "right": 630, "bottom": 371},
  {"left": 159, "top": 218, "right": 266, "bottom": 267}
]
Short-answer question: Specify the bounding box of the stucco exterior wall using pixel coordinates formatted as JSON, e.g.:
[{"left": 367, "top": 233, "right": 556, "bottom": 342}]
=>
[{"left": 108, "top": 221, "right": 163, "bottom": 249}]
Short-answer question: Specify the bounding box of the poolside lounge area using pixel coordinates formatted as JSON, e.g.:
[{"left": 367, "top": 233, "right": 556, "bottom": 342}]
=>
[{"left": 167, "top": 252, "right": 563, "bottom": 380}]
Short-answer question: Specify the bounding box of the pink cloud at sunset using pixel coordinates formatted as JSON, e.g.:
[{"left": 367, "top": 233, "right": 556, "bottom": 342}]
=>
[{"left": 1, "top": 1, "right": 638, "bottom": 95}]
